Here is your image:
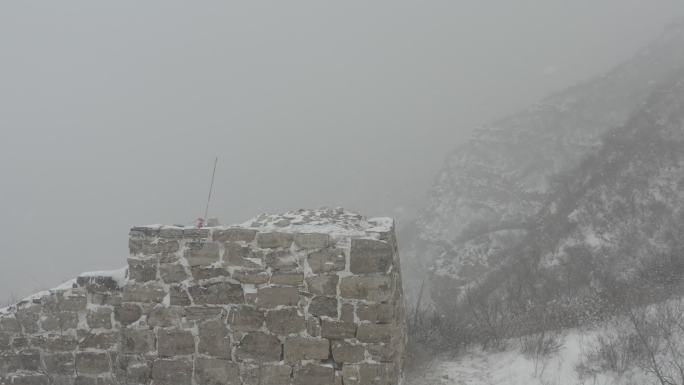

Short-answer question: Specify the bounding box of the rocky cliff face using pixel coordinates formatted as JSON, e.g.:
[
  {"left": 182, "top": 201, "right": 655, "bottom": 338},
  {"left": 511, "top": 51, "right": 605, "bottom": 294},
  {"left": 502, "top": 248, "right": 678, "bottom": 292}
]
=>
[
  {"left": 0, "top": 209, "right": 407, "bottom": 385},
  {"left": 408, "top": 22, "right": 684, "bottom": 300}
]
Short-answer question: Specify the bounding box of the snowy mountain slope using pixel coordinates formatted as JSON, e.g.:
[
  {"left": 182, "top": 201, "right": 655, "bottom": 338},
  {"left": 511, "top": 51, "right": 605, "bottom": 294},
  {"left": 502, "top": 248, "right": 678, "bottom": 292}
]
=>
[{"left": 406, "top": 21, "right": 684, "bottom": 299}]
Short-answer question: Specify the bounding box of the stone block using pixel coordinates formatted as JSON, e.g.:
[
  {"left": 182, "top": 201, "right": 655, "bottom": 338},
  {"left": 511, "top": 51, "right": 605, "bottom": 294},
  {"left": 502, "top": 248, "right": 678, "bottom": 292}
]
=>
[
  {"left": 159, "top": 227, "right": 184, "bottom": 239},
  {"left": 306, "top": 274, "right": 339, "bottom": 296},
  {"left": 158, "top": 328, "right": 195, "bottom": 357},
  {"left": 293, "top": 364, "right": 335, "bottom": 385},
  {"left": 283, "top": 337, "right": 330, "bottom": 363},
  {"left": 169, "top": 285, "right": 191, "bottom": 306},
  {"left": 307, "top": 248, "right": 346, "bottom": 273},
  {"left": 256, "top": 232, "right": 293, "bottom": 249},
  {"left": 87, "top": 308, "right": 112, "bottom": 329},
  {"left": 228, "top": 306, "right": 264, "bottom": 333},
  {"left": 0, "top": 317, "right": 20, "bottom": 334},
  {"left": 188, "top": 282, "right": 244, "bottom": 305},
  {"left": 190, "top": 266, "right": 230, "bottom": 281},
  {"left": 213, "top": 228, "right": 257, "bottom": 243},
  {"left": 184, "top": 306, "right": 224, "bottom": 321},
  {"left": 183, "top": 242, "right": 220, "bottom": 266},
  {"left": 43, "top": 352, "right": 74, "bottom": 376},
  {"left": 356, "top": 323, "right": 394, "bottom": 343},
  {"left": 129, "top": 238, "right": 179, "bottom": 256},
  {"left": 6, "top": 373, "right": 49, "bottom": 385},
  {"left": 77, "top": 331, "right": 117, "bottom": 350},
  {"left": 45, "top": 334, "right": 79, "bottom": 351},
  {"left": 256, "top": 287, "right": 299, "bottom": 308},
  {"left": 194, "top": 358, "right": 240, "bottom": 385},
  {"left": 265, "top": 308, "right": 305, "bottom": 335},
  {"left": 121, "top": 329, "right": 156, "bottom": 354},
  {"left": 41, "top": 311, "right": 79, "bottom": 331},
  {"left": 76, "top": 352, "right": 111, "bottom": 375},
  {"left": 350, "top": 238, "right": 394, "bottom": 274},
  {"left": 293, "top": 233, "right": 332, "bottom": 249},
  {"left": 234, "top": 332, "right": 282, "bottom": 362},
  {"left": 339, "top": 276, "right": 392, "bottom": 302},
  {"left": 123, "top": 284, "right": 165, "bottom": 303},
  {"left": 357, "top": 303, "right": 394, "bottom": 324},
  {"left": 127, "top": 257, "right": 158, "bottom": 282},
  {"left": 183, "top": 228, "right": 210, "bottom": 239},
  {"left": 159, "top": 263, "right": 188, "bottom": 283},
  {"left": 270, "top": 272, "right": 304, "bottom": 286},
  {"left": 15, "top": 307, "right": 41, "bottom": 333},
  {"left": 18, "top": 349, "right": 41, "bottom": 371},
  {"left": 233, "top": 270, "right": 270, "bottom": 285},
  {"left": 152, "top": 358, "right": 192, "bottom": 385},
  {"left": 240, "top": 364, "right": 292, "bottom": 385},
  {"left": 115, "top": 303, "right": 142, "bottom": 325},
  {"left": 198, "top": 320, "right": 230, "bottom": 359},
  {"left": 309, "top": 296, "right": 338, "bottom": 318},
  {"left": 147, "top": 306, "right": 181, "bottom": 328},
  {"left": 331, "top": 340, "right": 365, "bottom": 363},
  {"left": 77, "top": 275, "right": 120, "bottom": 293},
  {"left": 321, "top": 320, "right": 357, "bottom": 340},
  {"left": 306, "top": 317, "right": 321, "bottom": 337}
]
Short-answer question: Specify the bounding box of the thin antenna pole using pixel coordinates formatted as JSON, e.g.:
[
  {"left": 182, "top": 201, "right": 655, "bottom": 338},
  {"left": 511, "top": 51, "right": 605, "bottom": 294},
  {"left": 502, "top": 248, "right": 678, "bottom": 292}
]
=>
[{"left": 203, "top": 157, "right": 218, "bottom": 222}]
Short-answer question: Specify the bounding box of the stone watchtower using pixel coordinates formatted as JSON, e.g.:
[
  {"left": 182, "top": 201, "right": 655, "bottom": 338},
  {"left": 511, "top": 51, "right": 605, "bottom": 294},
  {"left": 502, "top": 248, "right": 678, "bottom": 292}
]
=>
[{"left": 0, "top": 209, "right": 407, "bottom": 385}]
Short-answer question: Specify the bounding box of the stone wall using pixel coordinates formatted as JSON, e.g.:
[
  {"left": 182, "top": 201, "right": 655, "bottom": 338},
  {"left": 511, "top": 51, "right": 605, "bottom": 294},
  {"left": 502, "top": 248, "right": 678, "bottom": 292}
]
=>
[{"left": 0, "top": 209, "right": 407, "bottom": 385}]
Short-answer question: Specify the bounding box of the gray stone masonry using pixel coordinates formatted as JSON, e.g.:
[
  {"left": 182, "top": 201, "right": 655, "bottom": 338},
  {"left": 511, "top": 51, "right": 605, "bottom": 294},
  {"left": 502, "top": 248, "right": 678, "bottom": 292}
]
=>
[{"left": 0, "top": 208, "right": 407, "bottom": 385}]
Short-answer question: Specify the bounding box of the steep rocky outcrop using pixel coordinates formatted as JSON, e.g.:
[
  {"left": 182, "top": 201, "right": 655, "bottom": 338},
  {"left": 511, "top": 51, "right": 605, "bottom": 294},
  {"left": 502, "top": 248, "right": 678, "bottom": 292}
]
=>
[{"left": 407, "top": 21, "right": 684, "bottom": 302}]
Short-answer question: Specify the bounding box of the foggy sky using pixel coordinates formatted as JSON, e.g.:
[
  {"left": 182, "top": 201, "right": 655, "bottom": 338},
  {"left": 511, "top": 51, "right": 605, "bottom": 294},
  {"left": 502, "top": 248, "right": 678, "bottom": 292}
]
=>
[{"left": 1, "top": 0, "right": 683, "bottom": 301}]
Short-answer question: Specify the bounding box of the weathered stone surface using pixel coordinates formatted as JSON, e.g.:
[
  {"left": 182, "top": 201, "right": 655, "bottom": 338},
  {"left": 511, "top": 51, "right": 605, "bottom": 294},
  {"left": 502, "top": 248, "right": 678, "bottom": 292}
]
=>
[
  {"left": 190, "top": 266, "right": 230, "bottom": 281},
  {"left": 16, "top": 307, "right": 41, "bottom": 333},
  {"left": 77, "top": 275, "right": 120, "bottom": 293},
  {"left": 306, "top": 274, "right": 339, "bottom": 296},
  {"left": 127, "top": 258, "right": 158, "bottom": 282},
  {"left": 183, "top": 228, "right": 210, "bottom": 239},
  {"left": 115, "top": 303, "right": 142, "bottom": 325},
  {"left": 307, "top": 248, "right": 346, "bottom": 273},
  {"left": 152, "top": 358, "right": 192, "bottom": 385},
  {"left": 45, "top": 334, "right": 79, "bottom": 351},
  {"left": 198, "top": 320, "right": 230, "bottom": 359},
  {"left": 184, "top": 242, "right": 220, "bottom": 266},
  {"left": 222, "top": 242, "right": 252, "bottom": 266},
  {"left": 184, "top": 306, "right": 224, "bottom": 321},
  {"left": 270, "top": 272, "right": 304, "bottom": 286},
  {"left": 159, "top": 227, "right": 184, "bottom": 239},
  {"left": 189, "top": 282, "right": 244, "bottom": 305},
  {"left": 283, "top": 337, "right": 330, "bottom": 363},
  {"left": 41, "top": 311, "right": 79, "bottom": 331},
  {"left": 349, "top": 238, "right": 394, "bottom": 274},
  {"left": 265, "top": 308, "right": 305, "bottom": 335},
  {"left": 321, "top": 320, "right": 357, "bottom": 340},
  {"left": 87, "top": 308, "right": 112, "bottom": 329},
  {"left": 0, "top": 317, "right": 21, "bottom": 333},
  {"left": 340, "top": 276, "right": 393, "bottom": 302},
  {"left": 240, "top": 364, "right": 292, "bottom": 385},
  {"left": 357, "top": 303, "right": 394, "bottom": 324},
  {"left": 294, "top": 364, "right": 335, "bottom": 385},
  {"left": 123, "top": 284, "right": 165, "bottom": 303},
  {"left": 213, "top": 228, "right": 257, "bottom": 243},
  {"left": 77, "top": 331, "right": 117, "bottom": 350},
  {"left": 257, "top": 287, "right": 299, "bottom": 308},
  {"left": 256, "top": 232, "right": 293, "bottom": 249},
  {"left": 233, "top": 270, "right": 270, "bottom": 285},
  {"left": 121, "top": 329, "right": 156, "bottom": 354},
  {"left": 309, "top": 296, "right": 338, "bottom": 318},
  {"left": 331, "top": 341, "right": 365, "bottom": 363},
  {"left": 159, "top": 263, "right": 188, "bottom": 283},
  {"left": 194, "top": 358, "right": 240, "bottom": 385},
  {"left": 5, "top": 373, "right": 50, "bottom": 385},
  {"left": 147, "top": 306, "right": 181, "bottom": 328},
  {"left": 356, "top": 323, "right": 394, "bottom": 343},
  {"left": 129, "top": 238, "right": 179, "bottom": 256},
  {"left": 306, "top": 317, "right": 321, "bottom": 337},
  {"left": 227, "top": 306, "right": 264, "bottom": 333},
  {"left": 169, "top": 285, "right": 191, "bottom": 306},
  {"left": 294, "top": 233, "right": 331, "bottom": 249},
  {"left": 43, "top": 352, "right": 75, "bottom": 375},
  {"left": 76, "top": 352, "right": 111, "bottom": 375},
  {"left": 235, "top": 332, "right": 282, "bottom": 362},
  {"left": 158, "top": 328, "right": 195, "bottom": 357},
  {"left": 18, "top": 349, "right": 41, "bottom": 371}
]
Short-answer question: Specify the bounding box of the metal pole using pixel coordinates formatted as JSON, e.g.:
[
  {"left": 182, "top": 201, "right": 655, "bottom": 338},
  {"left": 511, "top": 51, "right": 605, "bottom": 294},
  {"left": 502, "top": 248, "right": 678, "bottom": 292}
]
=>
[{"left": 203, "top": 157, "right": 218, "bottom": 223}]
